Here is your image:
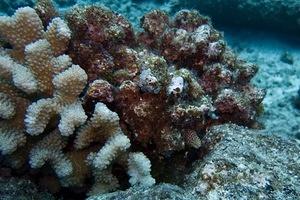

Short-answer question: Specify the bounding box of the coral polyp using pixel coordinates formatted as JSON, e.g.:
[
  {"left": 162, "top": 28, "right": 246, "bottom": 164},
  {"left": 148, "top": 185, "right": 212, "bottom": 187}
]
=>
[{"left": 0, "top": 1, "right": 264, "bottom": 197}]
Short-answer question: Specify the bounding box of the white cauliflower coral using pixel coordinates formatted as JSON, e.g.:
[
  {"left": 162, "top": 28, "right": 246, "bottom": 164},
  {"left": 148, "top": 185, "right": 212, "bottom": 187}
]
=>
[
  {"left": 0, "top": 92, "right": 16, "bottom": 119},
  {"left": 90, "top": 132, "right": 131, "bottom": 170},
  {"left": 0, "top": 7, "right": 73, "bottom": 95},
  {"left": 0, "top": 7, "right": 44, "bottom": 52},
  {"left": 75, "top": 102, "right": 121, "bottom": 149},
  {"left": 85, "top": 133, "right": 131, "bottom": 194},
  {"left": 0, "top": 6, "right": 87, "bottom": 137},
  {"left": 29, "top": 131, "right": 73, "bottom": 177},
  {"left": 0, "top": 83, "right": 29, "bottom": 155},
  {"left": 45, "top": 17, "right": 72, "bottom": 56},
  {"left": 0, "top": 6, "right": 87, "bottom": 153},
  {"left": 0, "top": 5, "right": 156, "bottom": 196},
  {"left": 83, "top": 103, "right": 156, "bottom": 195},
  {"left": 0, "top": 54, "right": 38, "bottom": 94},
  {"left": 127, "top": 152, "right": 156, "bottom": 187},
  {"left": 25, "top": 64, "right": 88, "bottom": 136}
]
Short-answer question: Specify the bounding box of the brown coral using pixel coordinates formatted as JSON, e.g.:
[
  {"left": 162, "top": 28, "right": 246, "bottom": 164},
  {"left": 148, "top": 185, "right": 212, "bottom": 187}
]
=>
[{"left": 65, "top": 6, "right": 264, "bottom": 164}]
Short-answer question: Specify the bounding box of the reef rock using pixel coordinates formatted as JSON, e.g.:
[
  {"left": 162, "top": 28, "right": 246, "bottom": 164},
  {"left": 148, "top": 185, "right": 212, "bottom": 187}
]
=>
[
  {"left": 88, "top": 183, "right": 193, "bottom": 200},
  {"left": 0, "top": 177, "right": 54, "bottom": 200},
  {"left": 186, "top": 124, "right": 300, "bottom": 199},
  {"left": 89, "top": 124, "right": 300, "bottom": 200}
]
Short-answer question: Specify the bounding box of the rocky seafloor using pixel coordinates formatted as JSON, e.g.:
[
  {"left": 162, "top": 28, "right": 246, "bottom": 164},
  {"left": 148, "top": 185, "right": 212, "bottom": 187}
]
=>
[
  {"left": 88, "top": 124, "right": 300, "bottom": 200},
  {"left": 2, "top": 124, "right": 299, "bottom": 199},
  {"left": 0, "top": 0, "right": 299, "bottom": 200}
]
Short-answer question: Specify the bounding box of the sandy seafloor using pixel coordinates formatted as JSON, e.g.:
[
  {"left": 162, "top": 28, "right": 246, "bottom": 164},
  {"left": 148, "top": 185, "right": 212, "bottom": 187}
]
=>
[{"left": 223, "top": 29, "right": 300, "bottom": 139}]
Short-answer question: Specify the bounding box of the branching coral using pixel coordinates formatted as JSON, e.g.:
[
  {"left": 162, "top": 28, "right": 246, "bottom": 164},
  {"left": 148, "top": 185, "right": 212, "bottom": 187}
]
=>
[
  {"left": 85, "top": 133, "right": 130, "bottom": 194},
  {"left": 0, "top": 5, "right": 155, "bottom": 195},
  {"left": 0, "top": 8, "right": 83, "bottom": 181},
  {"left": 25, "top": 64, "right": 88, "bottom": 136},
  {"left": 0, "top": 7, "right": 72, "bottom": 95},
  {"left": 0, "top": 7, "right": 44, "bottom": 54},
  {"left": 74, "top": 102, "right": 121, "bottom": 149},
  {"left": 127, "top": 152, "right": 156, "bottom": 187},
  {"left": 0, "top": 1, "right": 265, "bottom": 198},
  {"left": 0, "top": 92, "right": 16, "bottom": 119},
  {"left": 74, "top": 102, "right": 155, "bottom": 193},
  {"left": 0, "top": 49, "right": 38, "bottom": 94},
  {"left": 0, "top": 5, "right": 86, "bottom": 171},
  {"left": 0, "top": 6, "right": 87, "bottom": 137},
  {"left": 34, "top": 0, "right": 58, "bottom": 26},
  {"left": 90, "top": 132, "right": 130, "bottom": 170},
  {"left": 0, "top": 82, "right": 29, "bottom": 154},
  {"left": 29, "top": 131, "right": 73, "bottom": 178}
]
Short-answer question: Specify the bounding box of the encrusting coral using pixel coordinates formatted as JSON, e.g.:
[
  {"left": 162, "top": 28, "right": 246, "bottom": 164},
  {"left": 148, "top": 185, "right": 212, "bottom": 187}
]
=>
[
  {"left": 0, "top": 1, "right": 265, "bottom": 198},
  {"left": 66, "top": 5, "right": 264, "bottom": 186}
]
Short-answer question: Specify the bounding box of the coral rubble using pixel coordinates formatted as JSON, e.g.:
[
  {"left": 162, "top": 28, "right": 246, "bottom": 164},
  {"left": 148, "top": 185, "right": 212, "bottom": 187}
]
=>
[
  {"left": 186, "top": 124, "right": 300, "bottom": 199},
  {"left": 0, "top": 177, "right": 55, "bottom": 200},
  {"left": 0, "top": 1, "right": 264, "bottom": 198}
]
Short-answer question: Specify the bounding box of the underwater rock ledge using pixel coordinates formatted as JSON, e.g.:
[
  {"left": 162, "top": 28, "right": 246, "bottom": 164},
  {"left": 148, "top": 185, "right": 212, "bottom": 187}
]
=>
[
  {"left": 0, "top": 177, "right": 55, "bottom": 200},
  {"left": 89, "top": 124, "right": 300, "bottom": 200}
]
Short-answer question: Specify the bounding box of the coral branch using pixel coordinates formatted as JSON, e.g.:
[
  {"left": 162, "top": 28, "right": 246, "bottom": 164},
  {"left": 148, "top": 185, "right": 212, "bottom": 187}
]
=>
[
  {"left": 45, "top": 17, "right": 71, "bottom": 56},
  {"left": 75, "top": 102, "right": 120, "bottom": 149},
  {"left": 127, "top": 152, "right": 155, "bottom": 187},
  {"left": 0, "top": 92, "right": 16, "bottom": 119},
  {"left": 90, "top": 133, "right": 130, "bottom": 170},
  {"left": 0, "top": 7, "right": 44, "bottom": 52},
  {"left": 29, "top": 131, "right": 73, "bottom": 178}
]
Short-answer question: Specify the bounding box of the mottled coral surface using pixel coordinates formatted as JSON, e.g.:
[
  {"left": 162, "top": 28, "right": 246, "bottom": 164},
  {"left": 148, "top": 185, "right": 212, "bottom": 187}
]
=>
[{"left": 67, "top": 5, "right": 264, "bottom": 184}]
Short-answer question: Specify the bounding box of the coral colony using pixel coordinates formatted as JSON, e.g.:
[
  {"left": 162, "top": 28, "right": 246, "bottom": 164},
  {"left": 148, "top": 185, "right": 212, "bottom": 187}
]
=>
[{"left": 0, "top": 0, "right": 264, "bottom": 197}]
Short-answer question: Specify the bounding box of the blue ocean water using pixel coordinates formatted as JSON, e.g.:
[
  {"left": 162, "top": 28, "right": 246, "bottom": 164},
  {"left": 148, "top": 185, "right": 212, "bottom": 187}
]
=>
[{"left": 2, "top": 0, "right": 300, "bottom": 36}]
